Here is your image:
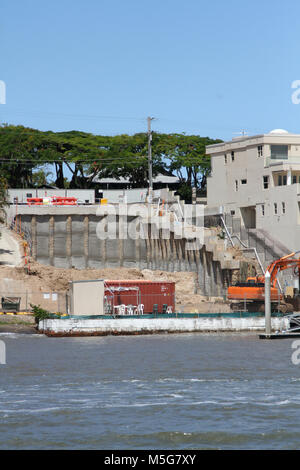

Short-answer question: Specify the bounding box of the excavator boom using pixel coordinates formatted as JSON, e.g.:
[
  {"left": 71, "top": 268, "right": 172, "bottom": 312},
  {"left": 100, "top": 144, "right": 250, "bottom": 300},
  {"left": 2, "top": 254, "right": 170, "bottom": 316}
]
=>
[{"left": 265, "top": 253, "right": 300, "bottom": 287}]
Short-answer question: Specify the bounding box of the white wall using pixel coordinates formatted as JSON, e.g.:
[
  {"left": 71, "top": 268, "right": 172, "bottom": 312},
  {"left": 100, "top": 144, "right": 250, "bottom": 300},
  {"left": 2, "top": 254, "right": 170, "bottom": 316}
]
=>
[
  {"left": 39, "top": 316, "right": 290, "bottom": 335},
  {"left": 70, "top": 280, "right": 104, "bottom": 316},
  {"left": 8, "top": 189, "right": 95, "bottom": 204}
]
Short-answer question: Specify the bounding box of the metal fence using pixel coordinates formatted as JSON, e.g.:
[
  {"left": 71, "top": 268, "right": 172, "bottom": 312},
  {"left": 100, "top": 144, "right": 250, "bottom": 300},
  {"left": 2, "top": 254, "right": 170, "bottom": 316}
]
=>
[
  {"left": 103, "top": 290, "right": 176, "bottom": 315},
  {"left": 7, "top": 215, "right": 33, "bottom": 258}
]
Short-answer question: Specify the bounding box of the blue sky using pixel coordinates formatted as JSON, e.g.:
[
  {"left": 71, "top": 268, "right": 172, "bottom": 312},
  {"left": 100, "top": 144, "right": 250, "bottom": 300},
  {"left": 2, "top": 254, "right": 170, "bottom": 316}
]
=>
[{"left": 1, "top": 0, "right": 300, "bottom": 141}]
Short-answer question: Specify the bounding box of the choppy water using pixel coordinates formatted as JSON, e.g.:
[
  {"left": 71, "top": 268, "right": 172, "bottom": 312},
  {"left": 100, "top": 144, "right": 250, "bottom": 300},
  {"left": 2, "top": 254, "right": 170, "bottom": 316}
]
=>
[{"left": 0, "top": 332, "right": 300, "bottom": 449}]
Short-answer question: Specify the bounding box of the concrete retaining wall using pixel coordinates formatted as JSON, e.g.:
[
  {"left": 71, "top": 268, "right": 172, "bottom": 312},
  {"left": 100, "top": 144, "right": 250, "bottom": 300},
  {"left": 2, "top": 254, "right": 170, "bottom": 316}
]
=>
[
  {"left": 8, "top": 205, "right": 240, "bottom": 297},
  {"left": 39, "top": 316, "right": 289, "bottom": 336}
]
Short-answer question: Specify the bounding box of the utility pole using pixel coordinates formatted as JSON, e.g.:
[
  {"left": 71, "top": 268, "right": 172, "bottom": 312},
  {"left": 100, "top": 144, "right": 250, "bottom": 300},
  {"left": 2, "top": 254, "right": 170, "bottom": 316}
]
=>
[
  {"left": 147, "top": 117, "right": 154, "bottom": 200},
  {"left": 264, "top": 270, "right": 271, "bottom": 337}
]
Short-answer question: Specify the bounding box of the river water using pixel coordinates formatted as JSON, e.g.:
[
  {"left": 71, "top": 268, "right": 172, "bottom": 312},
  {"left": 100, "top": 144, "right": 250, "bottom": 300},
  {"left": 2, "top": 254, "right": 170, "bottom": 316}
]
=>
[{"left": 0, "top": 331, "right": 300, "bottom": 450}]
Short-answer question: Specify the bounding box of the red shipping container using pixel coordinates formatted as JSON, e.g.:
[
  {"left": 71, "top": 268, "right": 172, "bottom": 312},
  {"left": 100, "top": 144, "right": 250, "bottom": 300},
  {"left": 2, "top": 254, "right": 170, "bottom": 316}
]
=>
[{"left": 104, "top": 280, "right": 175, "bottom": 314}]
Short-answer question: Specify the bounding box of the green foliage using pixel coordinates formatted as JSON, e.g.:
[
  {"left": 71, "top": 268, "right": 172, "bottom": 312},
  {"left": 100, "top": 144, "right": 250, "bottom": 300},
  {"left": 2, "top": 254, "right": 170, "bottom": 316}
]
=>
[
  {"left": 0, "top": 124, "right": 46, "bottom": 187},
  {"left": 30, "top": 304, "right": 54, "bottom": 324},
  {"left": 0, "top": 124, "right": 222, "bottom": 193},
  {"left": 156, "top": 133, "right": 222, "bottom": 190},
  {"left": 31, "top": 169, "right": 53, "bottom": 187},
  {"left": 217, "top": 229, "right": 225, "bottom": 240},
  {"left": 0, "top": 176, "right": 8, "bottom": 225},
  {"left": 175, "top": 183, "right": 193, "bottom": 203},
  {"left": 90, "top": 132, "right": 164, "bottom": 187}
]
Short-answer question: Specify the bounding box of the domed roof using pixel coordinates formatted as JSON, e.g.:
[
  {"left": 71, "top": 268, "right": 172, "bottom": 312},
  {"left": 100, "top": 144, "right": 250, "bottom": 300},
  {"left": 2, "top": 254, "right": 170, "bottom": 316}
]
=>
[{"left": 269, "top": 129, "right": 289, "bottom": 134}]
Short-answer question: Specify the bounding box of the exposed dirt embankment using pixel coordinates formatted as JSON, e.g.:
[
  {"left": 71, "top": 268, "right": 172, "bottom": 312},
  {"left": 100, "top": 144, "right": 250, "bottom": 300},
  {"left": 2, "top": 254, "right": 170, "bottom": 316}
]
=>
[
  {"left": 0, "top": 225, "right": 259, "bottom": 314},
  {"left": 0, "top": 258, "right": 231, "bottom": 313},
  {"left": 0, "top": 225, "right": 22, "bottom": 266}
]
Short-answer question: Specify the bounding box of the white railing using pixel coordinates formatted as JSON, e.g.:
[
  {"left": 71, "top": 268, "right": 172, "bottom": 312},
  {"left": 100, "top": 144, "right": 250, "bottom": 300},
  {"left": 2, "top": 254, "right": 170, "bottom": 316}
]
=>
[{"left": 265, "top": 156, "right": 300, "bottom": 167}]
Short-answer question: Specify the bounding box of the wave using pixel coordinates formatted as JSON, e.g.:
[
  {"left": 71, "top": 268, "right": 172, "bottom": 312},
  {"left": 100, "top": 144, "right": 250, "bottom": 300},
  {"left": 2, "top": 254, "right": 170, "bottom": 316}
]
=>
[
  {"left": 0, "top": 406, "right": 63, "bottom": 414},
  {"left": 157, "top": 377, "right": 246, "bottom": 383}
]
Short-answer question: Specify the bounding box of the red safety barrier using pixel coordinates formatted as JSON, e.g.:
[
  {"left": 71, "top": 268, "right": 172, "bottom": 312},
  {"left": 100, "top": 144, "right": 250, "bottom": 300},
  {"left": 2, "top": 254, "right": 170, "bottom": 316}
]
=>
[
  {"left": 27, "top": 198, "right": 44, "bottom": 206},
  {"left": 51, "top": 197, "right": 77, "bottom": 205},
  {"left": 27, "top": 196, "right": 77, "bottom": 206}
]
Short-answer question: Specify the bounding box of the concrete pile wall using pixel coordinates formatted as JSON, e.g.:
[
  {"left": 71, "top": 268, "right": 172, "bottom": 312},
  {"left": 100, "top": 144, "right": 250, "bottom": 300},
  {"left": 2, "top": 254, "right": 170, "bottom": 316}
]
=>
[{"left": 8, "top": 205, "right": 241, "bottom": 297}]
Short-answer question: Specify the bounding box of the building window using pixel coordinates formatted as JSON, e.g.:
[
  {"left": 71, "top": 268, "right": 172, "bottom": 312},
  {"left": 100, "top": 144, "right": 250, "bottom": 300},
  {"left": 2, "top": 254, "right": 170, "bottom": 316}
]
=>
[
  {"left": 261, "top": 205, "right": 265, "bottom": 216},
  {"left": 231, "top": 151, "right": 235, "bottom": 162},
  {"left": 271, "top": 145, "right": 288, "bottom": 160},
  {"left": 224, "top": 155, "right": 227, "bottom": 164},
  {"left": 274, "top": 203, "right": 278, "bottom": 215},
  {"left": 258, "top": 145, "right": 263, "bottom": 157},
  {"left": 293, "top": 175, "right": 297, "bottom": 184},
  {"left": 230, "top": 210, "right": 235, "bottom": 216},
  {"left": 278, "top": 175, "right": 282, "bottom": 186},
  {"left": 235, "top": 180, "right": 238, "bottom": 191},
  {"left": 241, "top": 179, "right": 247, "bottom": 185},
  {"left": 283, "top": 175, "right": 287, "bottom": 185},
  {"left": 263, "top": 176, "right": 269, "bottom": 189},
  {"left": 282, "top": 202, "right": 286, "bottom": 214}
]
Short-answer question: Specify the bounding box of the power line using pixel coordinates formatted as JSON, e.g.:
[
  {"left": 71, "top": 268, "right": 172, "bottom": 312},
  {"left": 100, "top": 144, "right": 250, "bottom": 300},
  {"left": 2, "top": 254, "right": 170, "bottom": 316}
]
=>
[
  {"left": 2, "top": 107, "right": 267, "bottom": 136},
  {"left": 3, "top": 107, "right": 148, "bottom": 123},
  {"left": 0, "top": 158, "right": 150, "bottom": 166},
  {"left": 0, "top": 155, "right": 148, "bottom": 162}
]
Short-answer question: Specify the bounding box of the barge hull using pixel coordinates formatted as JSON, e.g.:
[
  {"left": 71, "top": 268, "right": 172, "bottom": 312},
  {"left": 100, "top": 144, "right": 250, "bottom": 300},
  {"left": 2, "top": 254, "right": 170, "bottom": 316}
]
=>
[{"left": 39, "top": 316, "right": 290, "bottom": 337}]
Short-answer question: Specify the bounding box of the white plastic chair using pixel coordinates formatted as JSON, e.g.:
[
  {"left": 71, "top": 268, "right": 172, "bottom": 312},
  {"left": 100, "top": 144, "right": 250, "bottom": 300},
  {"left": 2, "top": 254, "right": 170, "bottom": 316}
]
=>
[
  {"left": 119, "top": 304, "right": 126, "bottom": 315},
  {"left": 114, "top": 304, "right": 126, "bottom": 315},
  {"left": 137, "top": 304, "right": 144, "bottom": 315},
  {"left": 126, "top": 305, "right": 134, "bottom": 315}
]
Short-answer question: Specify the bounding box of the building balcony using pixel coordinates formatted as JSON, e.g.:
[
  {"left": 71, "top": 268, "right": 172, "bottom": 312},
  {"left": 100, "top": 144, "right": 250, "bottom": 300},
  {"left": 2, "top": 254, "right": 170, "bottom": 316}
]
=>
[{"left": 265, "top": 155, "right": 300, "bottom": 168}]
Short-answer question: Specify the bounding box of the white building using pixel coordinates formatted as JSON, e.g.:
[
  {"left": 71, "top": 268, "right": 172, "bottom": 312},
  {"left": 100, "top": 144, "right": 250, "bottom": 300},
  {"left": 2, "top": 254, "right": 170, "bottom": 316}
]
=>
[
  {"left": 206, "top": 129, "right": 300, "bottom": 252},
  {"left": 92, "top": 172, "right": 180, "bottom": 189}
]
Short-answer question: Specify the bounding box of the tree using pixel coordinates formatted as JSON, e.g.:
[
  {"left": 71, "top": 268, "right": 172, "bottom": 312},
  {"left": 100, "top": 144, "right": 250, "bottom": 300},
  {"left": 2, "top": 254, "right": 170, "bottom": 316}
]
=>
[
  {"left": 0, "top": 176, "right": 8, "bottom": 226},
  {"left": 31, "top": 169, "right": 54, "bottom": 187},
  {"left": 0, "top": 125, "right": 222, "bottom": 193},
  {"left": 87, "top": 133, "right": 164, "bottom": 188},
  {"left": 0, "top": 124, "right": 45, "bottom": 187},
  {"left": 156, "top": 133, "right": 222, "bottom": 192}
]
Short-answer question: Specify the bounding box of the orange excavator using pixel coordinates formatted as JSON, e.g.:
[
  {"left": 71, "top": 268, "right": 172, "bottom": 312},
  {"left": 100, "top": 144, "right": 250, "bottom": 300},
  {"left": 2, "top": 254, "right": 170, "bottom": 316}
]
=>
[{"left": 227, "top": 252, "right": 300, "bottom": 313}]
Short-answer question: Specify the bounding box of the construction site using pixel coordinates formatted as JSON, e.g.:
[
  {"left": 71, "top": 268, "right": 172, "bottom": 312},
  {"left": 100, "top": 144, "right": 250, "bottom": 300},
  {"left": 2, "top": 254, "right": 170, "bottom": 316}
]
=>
[
  {"left": 1, "top": 189, "right": 242, "bottom": 315},
  {"left": 1, "top": 185, "right": 300, "bottom": 337}
]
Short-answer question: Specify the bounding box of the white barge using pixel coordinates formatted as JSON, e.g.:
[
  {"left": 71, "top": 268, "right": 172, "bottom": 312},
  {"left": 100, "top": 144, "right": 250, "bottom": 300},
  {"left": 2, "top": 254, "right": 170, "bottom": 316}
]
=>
[{"left": 38, "top": 313, "right": 289, "bottom": 337}]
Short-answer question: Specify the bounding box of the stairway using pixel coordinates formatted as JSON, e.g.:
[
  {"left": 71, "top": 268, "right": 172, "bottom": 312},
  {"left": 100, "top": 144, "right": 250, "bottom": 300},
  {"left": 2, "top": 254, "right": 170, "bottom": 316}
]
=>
[{"left": 247, "top": 228, "right": 292, "bottom": 265}]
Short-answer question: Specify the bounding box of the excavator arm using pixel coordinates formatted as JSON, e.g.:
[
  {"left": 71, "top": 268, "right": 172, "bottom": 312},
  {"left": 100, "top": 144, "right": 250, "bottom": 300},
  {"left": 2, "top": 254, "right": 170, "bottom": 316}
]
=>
[{"left": 266, "top": 252, "right": 300, "bottom": 288}]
